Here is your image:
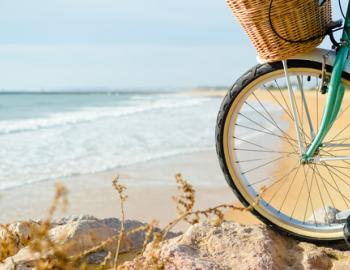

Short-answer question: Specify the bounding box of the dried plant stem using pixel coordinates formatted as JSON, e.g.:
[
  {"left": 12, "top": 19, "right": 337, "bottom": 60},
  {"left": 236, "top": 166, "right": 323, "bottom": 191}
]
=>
[
  {"left": 42, "top": 182, "right": 68, "bottom": 233},
  {"left": 141, "top": 220, "right": 159, "bottom": 253},
  {"left": 0, "top": 173, "right": 267, "bottom": 270},
  {"left": 114, "top": 226, "right": 124, "bottom": 268},
  {"left": 73, "top": 234, "right": 118, "bottom": 261},
  {"left": 155, "top": 175, "right": 267, "bottom": 249},
  {"left": 112, "top": 176, "right": 127, "bottom": 269}
]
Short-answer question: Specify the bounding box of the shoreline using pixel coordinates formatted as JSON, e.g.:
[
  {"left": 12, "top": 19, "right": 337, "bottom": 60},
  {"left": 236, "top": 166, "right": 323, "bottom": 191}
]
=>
[
  {"left": 0, "top": 146, "right": 216, "bottom": 192},
  {"left": 0, "top": 90, "right": 226, "bottom": 192},
  {"left": 0, "top": 89, "right": 264, "bottom": 228},
  {"left": 0, "top": 149, "right": 242, "bottom": 227},
  {"left": 179, "top": 88, "right": 227, "bottom": 97}
]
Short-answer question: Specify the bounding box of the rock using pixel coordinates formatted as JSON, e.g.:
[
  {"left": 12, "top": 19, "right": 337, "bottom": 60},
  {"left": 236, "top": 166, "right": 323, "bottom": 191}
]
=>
[
  {"left": 0, "top": 226, "right": 20, "bottom": 260},
  {"left": 0, "top": 247, "right": 38, "bottom": 270},
  {"left": 6, "top": 216, "right": 350, "bottom": 270},
  {"left": 123, "top": 221, "right": 350, "bottom": 270},
  {"left": 1, "top": 216, "right": 179, "bottom": 269},
  {"left": 0, "top": 221, "right": 41, "bottom": 261},
  {"left": 7, "top": 221, "right": 41, "bottom": 246},
  {"left": 300, "top": 243, "right": 333, "bottom": 270},
  {"left": 51, "top": 214, "right": 98, "bottom": 226},
  {"left": 49, "top": 217, "right": 119, "bottom": 254},
  {"left": 48, "top": 218, "right": 178, "bottom": 255},
  {"left": 85, "top": 251, "right": 109, "bottom": 265},
  {"left": 308, "top": 206, "right": 340, "bottom": 224},
  {"left": 336, "top": 209, "right": 350, "bottom": 222}
]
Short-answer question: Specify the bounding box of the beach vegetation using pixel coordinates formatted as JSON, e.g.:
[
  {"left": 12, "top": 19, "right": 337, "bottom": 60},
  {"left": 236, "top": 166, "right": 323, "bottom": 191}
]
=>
[{"left": 0, "top": 174, "right": 265, "bottom": 269}]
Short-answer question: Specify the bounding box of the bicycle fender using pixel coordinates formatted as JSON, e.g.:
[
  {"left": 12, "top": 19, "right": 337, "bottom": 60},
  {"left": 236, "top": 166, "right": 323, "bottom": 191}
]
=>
[{"left": 257, "top": 48, "right": 350, "bottom": 75}]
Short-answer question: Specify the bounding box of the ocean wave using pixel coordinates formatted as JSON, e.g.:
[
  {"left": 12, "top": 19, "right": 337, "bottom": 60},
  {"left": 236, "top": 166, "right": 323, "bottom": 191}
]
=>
[
  {"left": 0, "top": 97, "right": 208, "bottom": 134},
  {"left": 0, "top": 146, "right": 216, "bottom": 191},
  {"left": 0, "top": 123, "right": 275, "bottom": 191}
]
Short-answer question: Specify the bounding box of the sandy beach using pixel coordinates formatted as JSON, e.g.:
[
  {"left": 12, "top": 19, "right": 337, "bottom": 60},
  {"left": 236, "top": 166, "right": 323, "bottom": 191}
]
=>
[
  {"left": 0, "top": 88, "right": 263, "bottom": 235},
  {"left": 1, "top": 88, "right": 247, "bottom": 229},
  {"left": 5, "top": 86, "right": 350, "bottom": 231},
  {"left": 256, "top": 90, "right": 350, "bottom": 222},
  {"left": 0, "top": 148, "right": 252, "bottom": 228},
  {"left": 179, "top": 88, "right": 228, "bottom": 97}
]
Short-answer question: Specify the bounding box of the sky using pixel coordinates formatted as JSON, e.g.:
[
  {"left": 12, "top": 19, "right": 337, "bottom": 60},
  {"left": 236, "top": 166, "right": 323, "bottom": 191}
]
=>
[{"left": 0, "top": 0, "right": 344, "bottom": 90}]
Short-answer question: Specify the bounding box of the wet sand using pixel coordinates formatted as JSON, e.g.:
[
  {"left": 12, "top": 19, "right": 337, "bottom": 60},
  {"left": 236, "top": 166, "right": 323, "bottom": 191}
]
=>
[
  {"left": 0, "top": 149, "right": 250, "bottom": 227},
  {"left": 5, "top": 88, "right": 349, "bottom": 230}
]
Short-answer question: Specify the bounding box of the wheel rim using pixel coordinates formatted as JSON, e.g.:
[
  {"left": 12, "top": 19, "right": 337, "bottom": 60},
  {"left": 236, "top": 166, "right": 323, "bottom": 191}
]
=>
[{"left": 223, "top": 66, "right": 350, "bottom": 240}]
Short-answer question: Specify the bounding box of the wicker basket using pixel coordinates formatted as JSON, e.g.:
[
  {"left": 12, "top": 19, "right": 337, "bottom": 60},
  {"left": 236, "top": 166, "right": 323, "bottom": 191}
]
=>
[{"left": 226, "top": 0, "right": 332, "bottom": 62}]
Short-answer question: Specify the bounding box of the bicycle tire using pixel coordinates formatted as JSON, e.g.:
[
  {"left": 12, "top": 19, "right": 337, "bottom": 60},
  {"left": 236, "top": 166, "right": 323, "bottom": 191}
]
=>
[{"left": 216, "top": 59, "right": 350, "bottom": 244}]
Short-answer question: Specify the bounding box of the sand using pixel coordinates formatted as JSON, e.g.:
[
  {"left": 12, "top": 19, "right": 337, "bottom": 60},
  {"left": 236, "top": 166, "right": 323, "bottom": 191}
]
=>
[
  {"left": 179, "top": 88, "right": 228, "bottom": 97},
  {"left": 5, "top": 86, "right": 350, "bottom": 231},
  {"left": 0, "top": 88, "right": 240, "bottom": 228},
  {"left": 0, "top": 149, "right": 251, "bottom": 227},
  {"left": 220, "top": 88, "right": 350, "bottom": 226},
  {"left": 233, "top": 89, "right": 350, "bottom": 224},
  {"left": 0, "top": 88, "right": 262, "bottom": 229}
]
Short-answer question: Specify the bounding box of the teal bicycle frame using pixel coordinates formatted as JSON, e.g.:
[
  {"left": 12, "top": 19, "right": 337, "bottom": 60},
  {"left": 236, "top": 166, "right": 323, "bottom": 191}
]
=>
[{"left": 301, "top": 2, "right": 350, "bottom": 162}]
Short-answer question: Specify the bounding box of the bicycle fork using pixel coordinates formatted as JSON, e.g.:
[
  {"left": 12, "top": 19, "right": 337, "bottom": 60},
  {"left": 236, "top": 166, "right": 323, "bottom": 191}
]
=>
[
  {"left": 283, "top": 51, "right": 347, "bottom": 162},
  {"left": 282, "top": 60, "right": 306, "bottom": 156},
  {"left": 283, "top": 30, "right": 350, "bottom": 162},
  {"left": 303, "top": 45, "right": 347, "bottom": 162}
]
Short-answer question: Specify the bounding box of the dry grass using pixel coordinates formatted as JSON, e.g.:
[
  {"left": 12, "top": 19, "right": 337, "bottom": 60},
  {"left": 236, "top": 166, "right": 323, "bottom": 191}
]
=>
[
  {"left": 0, "top": 224, "right": 18, "bottom": 262},
  {"left": 0, "top": 173, "right": 265, "bottom": 269},
  {"left": 117, "top": 173, "right": 265, "bottom": 269}
]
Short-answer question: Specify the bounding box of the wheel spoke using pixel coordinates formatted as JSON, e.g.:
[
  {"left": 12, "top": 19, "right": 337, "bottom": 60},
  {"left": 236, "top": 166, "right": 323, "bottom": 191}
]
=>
[
  {"left": 235, "top": 123, "right": 297, "bottom": 142},
  {"left": 316, "top": 77, "right": 319, "bottom": 133},
  {"left": 264, "top": 84, "right": 293, "bottom": 120},
  {"left": 244, "top": 100, "right": 297, "bottom": 150},
  {"left": 242, "top": 155, "right": 287, "bottom": 175},
  {"left": 248, "top": 160, "right": 300, "bottom": 187},
  {"left": 314, "top": 166, "right": 331, "bottom": 223},
  {"left": 234, "top": 136, "right": 273, "bottom": 150},
  {"left": 234, "top": 148, "right": 295, "bottom": 154},
  {"left": 290, "top": 165, "right": 310, "bottom": 219},
  {"left": 320, "top": 162, "right": 349, "bottom": 208},
  {"left": 237, "top": 113, "right": 298, "bottom": 149},
  {"left": 251, "top": 92, "right": 299, "bottom": 151},
  {"left": 277, "top": 164, "right": 301, "bottom": 213},
  {"left": 303, "top": 164, "right": 317, "bottom": 224},
  {"left": 310, "top": 165, "right": 350, "bottom": 204},
  {"left": 266, "top": 161, "right": 301, "bottom": 204},
  {"left": 222, "top": 65, "right": 350, "bottom": 239},
  {"left": 318, "top": 164, "right": 350, "bottom": 189}
]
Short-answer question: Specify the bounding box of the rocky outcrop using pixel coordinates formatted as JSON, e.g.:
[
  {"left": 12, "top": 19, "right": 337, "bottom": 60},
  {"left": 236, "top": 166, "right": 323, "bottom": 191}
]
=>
[
  {"left": 123, "top": 221, "right": 350, "bottom": 270},
  {"left": 3, "top": 216, "right": 350, "bottom": 270},
  {"left": 0, "top": 221, "right": 41, "bottom": 259},
  {"left": 0, "top": 215, "right": 178, "bottom": 269},
  {"left": 48, "top": 215, "right": 151, "bottom": 255}
]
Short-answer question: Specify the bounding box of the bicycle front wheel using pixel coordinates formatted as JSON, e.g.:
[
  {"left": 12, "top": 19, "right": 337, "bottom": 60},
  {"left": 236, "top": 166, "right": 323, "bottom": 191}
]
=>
[{"left": 216, "top": 59, "right": 350, "bottom": 243}]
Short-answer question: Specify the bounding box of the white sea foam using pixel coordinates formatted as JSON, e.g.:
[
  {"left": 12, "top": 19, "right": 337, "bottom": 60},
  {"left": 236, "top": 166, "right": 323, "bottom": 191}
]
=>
[
  {"left": 0, "top": 93, "right": 220, "bottom": 190},
  {"left": 0, "top": 96, "right": 208, "bottom": 134},
  {"left": 0, "top": 92, "right": 283, "bottom": 191}
]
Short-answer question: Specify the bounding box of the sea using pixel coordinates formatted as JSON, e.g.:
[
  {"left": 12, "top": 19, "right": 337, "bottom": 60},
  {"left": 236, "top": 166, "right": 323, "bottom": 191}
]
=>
[{"left": 0, "top": 90, "right": 223, "bottom": 190}]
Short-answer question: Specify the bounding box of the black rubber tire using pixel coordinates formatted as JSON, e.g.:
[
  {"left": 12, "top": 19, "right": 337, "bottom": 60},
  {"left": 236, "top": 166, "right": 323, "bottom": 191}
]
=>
[{"left": 215, "top": 59, "right": 350, "bottom": 246}]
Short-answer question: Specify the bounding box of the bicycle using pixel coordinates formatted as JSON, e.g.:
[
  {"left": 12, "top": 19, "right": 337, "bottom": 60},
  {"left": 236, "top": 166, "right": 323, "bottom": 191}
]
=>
[{"left": 216, "top": 0, "right": 350, "bottom": 244}]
